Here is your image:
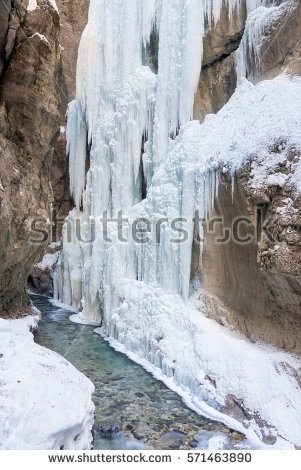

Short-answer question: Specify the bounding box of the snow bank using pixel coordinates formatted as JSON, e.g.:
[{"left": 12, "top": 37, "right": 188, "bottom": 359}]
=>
[
  {"left": 199, "top": 75, "right": 301, "bottom": 194},
  {"left": 0, "top": 315, "right": 94, "bottom": 450},
  {"left": 191, "top": 74, "right": 301, "bottom": 193}
]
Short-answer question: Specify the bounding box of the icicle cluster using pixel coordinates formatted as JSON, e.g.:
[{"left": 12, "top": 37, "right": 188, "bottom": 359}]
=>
[
  {"left": 67, "top": 0, "right": 269, "bottom": 212},
  {"left": 235, "top": 1, "right": 281, "bottom": 83}
]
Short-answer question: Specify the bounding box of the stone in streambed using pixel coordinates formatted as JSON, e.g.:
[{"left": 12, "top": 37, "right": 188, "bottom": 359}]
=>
[{"left": 95, "top": 423, "right": 121, "bottom": 439}]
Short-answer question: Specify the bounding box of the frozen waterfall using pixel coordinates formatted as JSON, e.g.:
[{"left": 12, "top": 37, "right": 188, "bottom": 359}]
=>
[{"left": 56, "top": 0, "right": 269, "bottom": 319}]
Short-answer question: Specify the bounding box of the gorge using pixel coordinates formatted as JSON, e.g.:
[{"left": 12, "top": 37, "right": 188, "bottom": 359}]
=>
[{"left": 0, "top": 0, "right": 301, "bottom": 450}]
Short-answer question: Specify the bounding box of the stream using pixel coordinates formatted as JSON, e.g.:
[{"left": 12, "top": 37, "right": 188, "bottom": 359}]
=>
[{"left": 32, "top": 295, "right": 247, "bottom": 450}]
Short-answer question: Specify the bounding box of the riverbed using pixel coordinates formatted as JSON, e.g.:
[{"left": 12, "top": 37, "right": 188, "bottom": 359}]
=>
[{"left": 32, "top": 295, "right": 246, "bottom": 450}]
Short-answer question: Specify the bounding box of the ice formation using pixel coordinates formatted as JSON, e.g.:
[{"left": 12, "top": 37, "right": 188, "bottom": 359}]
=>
[
  {"left": 235, "top": 1, "right": 288, "bottom": 83},
  {"left": 57, "top": 0, "right": 241, "bottom": 313},
  {"left": 66, "top": 0, "right": 270, "bottom": 211},
  {"left": 54, "top": 0, "right": 301, "bottom": 446}
]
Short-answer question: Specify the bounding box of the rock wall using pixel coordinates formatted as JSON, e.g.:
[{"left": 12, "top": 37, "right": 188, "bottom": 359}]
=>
[
  {"left": 0, "top": 0, "right": 61, "bottom": 315},
  {"left": 192, "top": 165, "right": 301, "bottom": 354},
  {"left": 28, "top": 242, "right": 60, "bottom": 295},
  {"left": 0, "top": 0, "right": 90, "bottom": 313},
  {"left": 194, "top": 1, "right": 246, "bottom": 122},
  {"left": 193, "top": 0, "right": 301, "bottom": 353}
]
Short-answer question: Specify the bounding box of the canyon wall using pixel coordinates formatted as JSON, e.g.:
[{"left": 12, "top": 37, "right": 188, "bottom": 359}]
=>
[
  {"left": 0, "top": 0, "right": 89, "bottom": 313},
  {"left": 0, "top": 0, "right": 61, "bottom": 315},
  {"left": 29, "top": 0, "right": 90, "bottom": 295},
  {"left": 193, "top": 0, "right": 301, "bottom": 353}
]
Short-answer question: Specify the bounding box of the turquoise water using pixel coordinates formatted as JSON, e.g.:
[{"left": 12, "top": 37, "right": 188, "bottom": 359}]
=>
[{"left": 32, "top": 295, "right": 244, "bottom": 450}]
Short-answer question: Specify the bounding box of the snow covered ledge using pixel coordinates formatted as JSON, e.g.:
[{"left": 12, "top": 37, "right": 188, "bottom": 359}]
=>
[{"left": 0, "top": 313, "right": 94, "bottom": 450}]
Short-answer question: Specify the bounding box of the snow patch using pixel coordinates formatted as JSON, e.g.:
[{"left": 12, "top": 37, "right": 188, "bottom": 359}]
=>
[
  {"left": 266, "top": 173, "right": 289, "bottom": 188},
  {"left": 0, "top": 315, "right": 94, "bottom": 450},
  {"left": 27, "top": 0, "right": 58, "bottom": 13},
  {"left": 34, "top": 251, "right": 59, "bottom": 271},
  {"left": 27, "top": 0, "right": 38, "bottom": 11},
  {"left": 30, "top": 33, "right": 50, "bottom": 46}
]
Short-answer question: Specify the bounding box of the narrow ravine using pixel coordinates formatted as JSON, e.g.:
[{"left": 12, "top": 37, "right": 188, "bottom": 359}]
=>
[{"left": 32, "top": 295, "right": 247, "bottom": 451}]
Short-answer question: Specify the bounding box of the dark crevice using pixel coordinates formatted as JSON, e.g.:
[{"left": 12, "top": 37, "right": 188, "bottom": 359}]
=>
[
  {"left": 143, "top": 27, "right": 159, "bottom": 74},
  {"left": 256, "top": 203, "right": 270, "bottom": 241},
  {"left": 202, "top": 32, "right": 244, "bottom": 70},
  {"left": 140, "top": 136, "right": 147, "bottom": 201}
]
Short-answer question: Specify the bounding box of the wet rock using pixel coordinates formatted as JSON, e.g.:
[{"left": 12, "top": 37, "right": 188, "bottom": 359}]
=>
[
  {"left": 95, "top": 424, "right": 121, "bottom": 439},
  {"left": 115, "top": 401, "right": 131, "bottom": 407}
]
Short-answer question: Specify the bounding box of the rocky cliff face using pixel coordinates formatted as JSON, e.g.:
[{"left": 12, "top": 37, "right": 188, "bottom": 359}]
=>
[
  {"left": 194, "top": 1, "right": 246, "bottom": 122},
  {"left": 0, "top": 0, "right": 90, "bottom": 313},
  {"left": 0, "top": 0, "right": 61, "bottom": 315},
  {"left": 193, "top": 163, "right": 301, "bottom": 355},
  {"left": 193, "top": 0, "right": 301, "bottom": 354},
  {"left": 0, "top": 0, "right": 90, "bottom": 308}
]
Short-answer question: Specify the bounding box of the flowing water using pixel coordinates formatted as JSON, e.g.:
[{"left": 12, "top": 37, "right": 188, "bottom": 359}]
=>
[{"left": 32, "top": 295, "right": 246, "bottom": 450}]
